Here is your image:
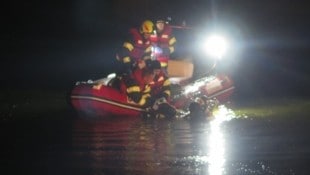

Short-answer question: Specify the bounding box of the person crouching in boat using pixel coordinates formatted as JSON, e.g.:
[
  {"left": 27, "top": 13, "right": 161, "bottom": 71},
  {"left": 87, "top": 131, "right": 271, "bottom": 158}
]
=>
[
  {"left": 149, "top": 60, "right": 172, "bottom": 102},
  {"left": 120, "top": 66, "right": 176, "bottom": 118},
  {"left": 149, "top": 60, "right": 176, "bottom": 118},
  {"left": 120, "top": 67, "right": 155, "bottom": 108}
]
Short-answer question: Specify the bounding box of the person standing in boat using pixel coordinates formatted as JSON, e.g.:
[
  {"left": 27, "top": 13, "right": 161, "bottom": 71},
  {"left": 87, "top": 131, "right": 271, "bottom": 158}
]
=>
[
  {"left": 149, "top": 18, "right": 176, "bottom": 73},
  {"left": 116, "top": 20, "right": 154, "bottom": 75}
]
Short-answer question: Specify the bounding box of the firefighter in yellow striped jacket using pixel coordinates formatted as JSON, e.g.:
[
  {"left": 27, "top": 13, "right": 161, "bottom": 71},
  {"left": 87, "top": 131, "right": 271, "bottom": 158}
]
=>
[
  {"left": 149, "top": 19, "right": 177, "bottom": 69},
  {"left": 120, "top": 67, "right": 155, "bottom": 107},
  {"left": 116, "top": 20, "right": 154, "bottom": 75},
  {"left": 149, "top": 60, "right": 172, "bottom": 102}
]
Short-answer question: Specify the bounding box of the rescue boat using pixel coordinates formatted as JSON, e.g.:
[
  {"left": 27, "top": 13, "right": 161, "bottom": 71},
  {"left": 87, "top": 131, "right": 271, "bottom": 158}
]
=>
[
  {"left": 70, "top": 74, "right": 145, "bottom": 117},
  {"left": 70, "top": 60, "right": 235, "bottom": 118}
]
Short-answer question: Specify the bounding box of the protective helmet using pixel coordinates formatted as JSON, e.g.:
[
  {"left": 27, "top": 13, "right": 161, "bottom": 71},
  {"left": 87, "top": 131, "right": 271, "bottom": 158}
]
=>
[
  {"left": 156, "top": 16, "right": 169, "bottom": 24},
  {"left": 140, "top": 20, "right": 154, "bottom": 34},
  {"left": 156, "top": 19, "right": 165, "bottom": 24},
  {"left": 150, "top": 60, "right": 161, "bottom": 69}
]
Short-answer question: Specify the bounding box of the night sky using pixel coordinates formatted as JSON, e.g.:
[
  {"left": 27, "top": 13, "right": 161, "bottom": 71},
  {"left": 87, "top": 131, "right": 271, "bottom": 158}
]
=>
[{"left": 2, "top": 0, "right": 310, "bottom": 97}]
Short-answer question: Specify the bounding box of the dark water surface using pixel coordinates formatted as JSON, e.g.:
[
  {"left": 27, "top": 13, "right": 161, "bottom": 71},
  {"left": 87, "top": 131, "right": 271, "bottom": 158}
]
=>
[{"left": 1, "top": 103, "right": 310, "bottom": 175}]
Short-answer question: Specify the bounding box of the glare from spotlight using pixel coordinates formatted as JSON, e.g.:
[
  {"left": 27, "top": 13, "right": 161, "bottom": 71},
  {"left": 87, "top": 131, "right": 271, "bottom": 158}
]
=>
[{"left": 205, "top": 35, "right": 228, "bottom": 59}]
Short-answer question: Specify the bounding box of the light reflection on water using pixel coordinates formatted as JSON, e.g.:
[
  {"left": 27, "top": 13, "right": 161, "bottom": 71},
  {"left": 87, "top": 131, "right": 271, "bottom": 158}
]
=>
[
  {"left": 71, "top": 106, "right": 237, "bottom": 175},
  {"left": 208, "top": 105, "right": 235, "bottom": 175},
  {"left": 7, "top": 100, "right": 308, "bottom": 174}
]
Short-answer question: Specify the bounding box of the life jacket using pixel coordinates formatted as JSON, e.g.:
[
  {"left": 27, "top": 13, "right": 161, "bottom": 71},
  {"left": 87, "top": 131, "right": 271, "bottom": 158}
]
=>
[
  {"left": 149, "top": 25, "right": 176, "bottom": 67},
  {"left": 122, "top": 28, "right": 151, "bottom": 63},
  {"left": 150, "top": 70, "right": 171, "bottom": 100},
  {"left": 119, "top": 68, "right": 152, "bottom": 107},
  {"left": 150, "top": 25, "right": 176, "bottom": 48}
]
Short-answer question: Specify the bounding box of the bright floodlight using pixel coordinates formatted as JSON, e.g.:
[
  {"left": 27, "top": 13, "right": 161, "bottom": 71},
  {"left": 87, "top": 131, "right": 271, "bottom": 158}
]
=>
[{"left": 204, "top": 35, "right": 228, "bottom": 59}]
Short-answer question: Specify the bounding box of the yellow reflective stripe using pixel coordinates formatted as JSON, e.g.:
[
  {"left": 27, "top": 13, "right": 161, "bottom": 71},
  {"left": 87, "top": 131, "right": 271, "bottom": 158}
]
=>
[
  {"left": 144, "top": 86, "right": 151, "bottom": 93},
  {"left": 123, "top": 42, "right": 134, "bottom": 51},
  {"left": 161, "top": 62, "right": 168, "bottom": 67},
  {"left": 164, "top": 90, "right": 171, "bottom": 96},
  {"left": 138, "top": 94, "right": 151, "bottom": 106},
  {"left": 169, "top": 46, "right": 175, "bottom": 53},
  {"left": 142, "top": 93, "right": 151, "bottom": 99},
  {"left": 162, "top": 34, "right": 169, "bottom": 38},
  {"left": 123, "top": 56, "right": 131, "bottom": 63},
  {"left": 145, "top": 46, "right": 152, "bottom": 53},
  {"left": 163, "top": 79, "right": 171, "bottom": 86},
  {"left": 169, "top": 37, "right": 176, "bottom": 45},
  {"left": 127, "top": 86, "right": 140, "bottom": 93},
  {"left": 138, "top": 98, "right": 146, "bottom": 106}
]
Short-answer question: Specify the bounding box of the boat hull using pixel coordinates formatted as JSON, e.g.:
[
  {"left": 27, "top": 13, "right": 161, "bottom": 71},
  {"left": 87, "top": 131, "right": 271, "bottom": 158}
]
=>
[
  {"left": 70, "top": 73, "right": 234, "bottom": 118},
  {"left": 172, "top": 74, "right": 235, "bottom": 110},
  {"left": 70, "top": 83, "right": 144, "bottom": 117}
]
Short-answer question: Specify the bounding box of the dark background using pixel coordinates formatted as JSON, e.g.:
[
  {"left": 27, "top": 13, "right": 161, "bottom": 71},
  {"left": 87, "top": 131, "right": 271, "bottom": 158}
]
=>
[{"left": 2, "top": 0, "right": 310, "bottom": 98}]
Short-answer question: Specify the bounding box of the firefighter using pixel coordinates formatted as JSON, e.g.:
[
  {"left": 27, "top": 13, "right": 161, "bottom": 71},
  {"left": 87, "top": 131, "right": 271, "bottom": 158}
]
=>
[
  {"left": 120, "top": 65, "right": 176, "bottom": 117},
  {"left": 120, "top": 67, "right": 155, "bottom": 108},
  {"left": 149, "top": 18, "right": 177, "bottom": 70},
  {"left": 149, "top": 60, "right": 172, "bottom": 101},
  {"left": 116, "top": 20, "right": 154, "bottom": 75}
]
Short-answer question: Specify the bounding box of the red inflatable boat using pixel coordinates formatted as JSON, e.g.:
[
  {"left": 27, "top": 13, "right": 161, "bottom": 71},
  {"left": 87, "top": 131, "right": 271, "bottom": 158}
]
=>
[
  {"left": 70, "top": 74, "right": 145, "bottom": 117},
  {"left": 70, "top": 60, "right": 234, "bottom": 118}
]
